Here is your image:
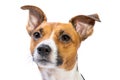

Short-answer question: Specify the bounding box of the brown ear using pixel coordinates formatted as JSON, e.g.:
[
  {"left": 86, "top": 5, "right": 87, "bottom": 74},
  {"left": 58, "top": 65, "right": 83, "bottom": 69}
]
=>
[
  {"left": 21, "top": 5, "right": 47, "bottom": 35},
  {"left": 69, "top": 14, "right": 101, "bottom": 40}
]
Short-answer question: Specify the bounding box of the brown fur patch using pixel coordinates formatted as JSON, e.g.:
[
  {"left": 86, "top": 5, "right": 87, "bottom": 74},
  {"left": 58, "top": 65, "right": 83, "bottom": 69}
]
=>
[{"left": 52, "top": 23, "right": 81, "bottom": 70}]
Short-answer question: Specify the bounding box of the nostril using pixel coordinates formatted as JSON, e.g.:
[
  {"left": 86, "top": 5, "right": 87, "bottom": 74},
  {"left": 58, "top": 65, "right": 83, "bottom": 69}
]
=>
[
  {"left": 45, "top": 47, "right": 51, "bottom": 53},
  {"left": 37, "top": 47, "right": 44, "bottom": 52}
]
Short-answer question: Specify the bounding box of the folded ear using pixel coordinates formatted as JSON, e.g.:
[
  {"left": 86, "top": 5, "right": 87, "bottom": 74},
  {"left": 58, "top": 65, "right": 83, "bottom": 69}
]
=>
[
  {"left": 21, "top": 5, "right": 47, "bottom": 35},
  {"left": 69, "top": 14, "right": 101, "bottom": 41}
]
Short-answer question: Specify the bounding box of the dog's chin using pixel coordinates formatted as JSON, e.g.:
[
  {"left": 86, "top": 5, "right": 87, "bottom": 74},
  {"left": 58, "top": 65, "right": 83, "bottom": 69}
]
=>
[{"left": 34, "top": 59, "right": 57, "bottom": 68}]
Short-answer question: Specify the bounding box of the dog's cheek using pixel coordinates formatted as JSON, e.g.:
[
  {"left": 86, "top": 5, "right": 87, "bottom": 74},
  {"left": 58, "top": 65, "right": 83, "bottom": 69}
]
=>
[
  {"left": 56, "top": 53, "right": 63, "bottom": 66},
  {"left": 56, "top": 43, "right": 78, "bottom": 70}
]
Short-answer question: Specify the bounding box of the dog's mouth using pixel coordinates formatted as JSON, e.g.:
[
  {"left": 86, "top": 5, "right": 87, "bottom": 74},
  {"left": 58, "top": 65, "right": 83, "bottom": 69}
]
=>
[
  {"left": 38, "top": 59, "right": 49, "bottom": 63},
  {"left": 33, "top": 57, "right": 55, "bottom": 67},
  {"left": 33, "top": 58, "right": 50, "bottom": 63}
]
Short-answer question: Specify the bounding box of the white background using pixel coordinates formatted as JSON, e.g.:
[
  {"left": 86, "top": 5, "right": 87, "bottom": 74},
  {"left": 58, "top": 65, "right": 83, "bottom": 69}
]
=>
[{"left": 0, "top": 0, "right": 120, "bottom": 80}]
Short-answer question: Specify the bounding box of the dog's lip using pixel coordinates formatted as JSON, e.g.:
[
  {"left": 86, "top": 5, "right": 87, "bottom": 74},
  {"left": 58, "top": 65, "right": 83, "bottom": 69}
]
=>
[
  {"left": 39, "top": 59, "right": 48, "bottom": 62},
  {"left": 37, "top": 59, "right": 50, "bottom": 63}
]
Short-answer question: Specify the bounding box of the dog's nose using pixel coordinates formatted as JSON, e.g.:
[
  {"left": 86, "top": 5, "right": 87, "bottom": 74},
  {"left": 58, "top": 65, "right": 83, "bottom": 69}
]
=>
[{"left": 37, "top": 44, "right": 51, "bottom": 56}]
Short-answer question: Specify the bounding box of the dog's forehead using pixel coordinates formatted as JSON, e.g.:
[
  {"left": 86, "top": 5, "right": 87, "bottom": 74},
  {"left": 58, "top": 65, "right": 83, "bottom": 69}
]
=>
[{"left": 35, "top": 22, "right": 75, "bottom": 31}]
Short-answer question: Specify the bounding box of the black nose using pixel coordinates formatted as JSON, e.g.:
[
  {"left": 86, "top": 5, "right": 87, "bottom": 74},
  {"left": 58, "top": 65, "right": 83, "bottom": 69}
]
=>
[{"left": 37, "top": 44, "right": 51, "bottom": 56}]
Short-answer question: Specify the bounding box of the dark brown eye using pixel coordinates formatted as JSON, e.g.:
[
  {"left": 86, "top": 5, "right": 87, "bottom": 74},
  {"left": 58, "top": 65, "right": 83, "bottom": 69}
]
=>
[
  {"left": 33, "top": 32, "right": 41, "bottom": 39},
  {"left": 60, "top": 34, "right": 71, "bottom": 43}
]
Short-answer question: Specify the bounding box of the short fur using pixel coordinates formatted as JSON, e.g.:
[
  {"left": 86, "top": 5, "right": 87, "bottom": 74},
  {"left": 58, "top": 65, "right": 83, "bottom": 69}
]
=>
[{"left": 21, "top": 5, "right": 100, "bottom": 80}]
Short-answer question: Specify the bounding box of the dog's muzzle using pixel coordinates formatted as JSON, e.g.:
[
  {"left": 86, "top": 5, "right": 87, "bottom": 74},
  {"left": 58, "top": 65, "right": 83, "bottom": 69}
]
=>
[
  {"left": 34, "top": 44, "right": 52, "bottom": 64},
  {"left": 33, "top": 39, "right": 59, "bottom": 68}
]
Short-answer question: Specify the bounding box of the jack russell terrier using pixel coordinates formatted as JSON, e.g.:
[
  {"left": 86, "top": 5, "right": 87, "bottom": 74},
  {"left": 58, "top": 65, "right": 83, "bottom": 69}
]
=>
[{"left": 21, "top": 5, "right": 100, "bottom": 80}]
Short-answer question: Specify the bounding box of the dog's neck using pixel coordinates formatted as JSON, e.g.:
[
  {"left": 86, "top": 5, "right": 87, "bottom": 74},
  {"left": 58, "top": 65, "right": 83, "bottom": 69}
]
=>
[{"left": 38, "top": 62, "right": 82, "bottom": 80}]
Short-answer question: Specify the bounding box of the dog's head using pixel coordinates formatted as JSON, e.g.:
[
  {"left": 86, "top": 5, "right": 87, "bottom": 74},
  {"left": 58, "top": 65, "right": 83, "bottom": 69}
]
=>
[{"left": 21, "top": 5, "right": 100, "bottom": 70}]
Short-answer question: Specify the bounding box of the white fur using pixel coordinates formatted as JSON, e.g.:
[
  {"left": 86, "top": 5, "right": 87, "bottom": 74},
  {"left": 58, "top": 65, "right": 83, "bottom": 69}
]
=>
[{"left": 40, "top": 62, "right": 84, "bottom": 80}]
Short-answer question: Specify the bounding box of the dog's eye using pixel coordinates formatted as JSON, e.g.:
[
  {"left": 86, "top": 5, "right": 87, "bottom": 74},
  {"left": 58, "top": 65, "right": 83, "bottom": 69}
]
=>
[
  {"left": 33, "top": 32, "right": 41, "bottom": 39},
  {"left": 60, "top": 34, "right": 71, "bottom": 43}
]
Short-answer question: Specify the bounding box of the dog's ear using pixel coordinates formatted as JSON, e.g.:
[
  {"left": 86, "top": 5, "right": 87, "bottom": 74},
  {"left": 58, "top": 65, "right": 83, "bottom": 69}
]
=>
[
  {"left": 21, "top": 5, "right": 47, "bottom": 35},
  {"left": 69, "top": 14, "right": 101, "bottom": 41}
]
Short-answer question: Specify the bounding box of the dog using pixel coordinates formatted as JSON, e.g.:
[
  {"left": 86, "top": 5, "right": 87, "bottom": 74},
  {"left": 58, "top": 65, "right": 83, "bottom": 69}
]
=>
[{"left": 21, "top": 5, "right": 100, "bottom": 80}]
